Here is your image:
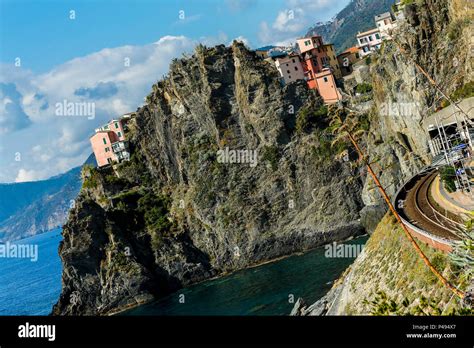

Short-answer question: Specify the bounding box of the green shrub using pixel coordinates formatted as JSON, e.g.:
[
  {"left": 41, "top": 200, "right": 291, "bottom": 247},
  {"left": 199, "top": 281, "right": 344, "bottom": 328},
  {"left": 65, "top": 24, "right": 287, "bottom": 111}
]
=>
[
  {"left": 355, "top": 83, "right": 373, "bottom": 94},
  {"left": 440, "top": 166, "right": 456, "bottom": 193},
  {"left": 83, "top": 168, "right": 100, "bottom": 189},
  {"left": 312, "top": 133, "right": 346, "bottom": 161},
  {"left": 137, "top": 192, "right": 171, "bottom": 233},
  {"left": 358, "top": 113, "right": 370, "bottom": 131},
  {"left": 105, "top": 174, "right": 128, "bottom": 186},
  {"left": 448, "top": 19, "right": 468, "bottom": 41},
  {"left": 295, "top": 104, "right": 328, "bottom": 134},
  {"left": 451, "top": 81, "right": 474, "bottom": 102},
  {"left": 261, "top": 145, "right": 280, "bottom": 171}
]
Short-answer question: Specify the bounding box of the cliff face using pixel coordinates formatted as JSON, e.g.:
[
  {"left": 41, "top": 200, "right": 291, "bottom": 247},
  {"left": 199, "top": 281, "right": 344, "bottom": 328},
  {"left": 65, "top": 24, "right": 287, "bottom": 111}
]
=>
[
  {"left": 293, "top": 213, "right": 469, "bottom": 315},
  {"left": 294, "top": 0, "right": 473, "bottom": 315},
  {"left": 360, "top": 0, "right": 473, "bottom": 206},
  {"left": 52, "top": 43, "right": 366, "bottom": 315}
]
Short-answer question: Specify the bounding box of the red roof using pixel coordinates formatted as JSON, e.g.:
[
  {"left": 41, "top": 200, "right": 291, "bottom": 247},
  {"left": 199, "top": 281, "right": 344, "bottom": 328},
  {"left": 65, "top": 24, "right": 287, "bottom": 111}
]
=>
[{"left": 344, "top": 46, "right": 359, "bottom": 54}]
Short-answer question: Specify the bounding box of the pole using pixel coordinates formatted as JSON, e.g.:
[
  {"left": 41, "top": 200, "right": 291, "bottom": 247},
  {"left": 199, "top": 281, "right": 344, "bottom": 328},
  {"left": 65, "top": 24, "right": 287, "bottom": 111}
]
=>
[{"left": 436, "top": 115, "right": 449, "bottom": 165}]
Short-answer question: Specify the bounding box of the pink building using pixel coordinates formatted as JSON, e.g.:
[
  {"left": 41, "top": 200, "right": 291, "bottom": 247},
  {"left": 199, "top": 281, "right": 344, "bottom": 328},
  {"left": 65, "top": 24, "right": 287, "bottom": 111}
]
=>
[
  {"left": 296, "top": 36, "right": 341, "bottom": 104},
  {"left": 314, "top": 69, "right": 342, "bottom": 104},
  {"left": 95, "top": 119, "right": 126, "bottom": 141},
  {"left": 90, "top": 119, "right": 130, "bottom": 167}
]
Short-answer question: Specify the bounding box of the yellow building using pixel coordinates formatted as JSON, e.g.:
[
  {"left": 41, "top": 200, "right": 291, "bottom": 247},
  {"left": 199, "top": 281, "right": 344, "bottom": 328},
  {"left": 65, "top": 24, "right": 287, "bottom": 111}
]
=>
[{"left": 322, "top": 44, "right": 342, "bottom": 79}]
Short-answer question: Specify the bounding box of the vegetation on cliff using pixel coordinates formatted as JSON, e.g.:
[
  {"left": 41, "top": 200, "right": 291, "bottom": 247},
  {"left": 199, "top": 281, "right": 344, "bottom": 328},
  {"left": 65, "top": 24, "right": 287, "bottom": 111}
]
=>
[
  {"left": 53, "top": 42, "right": 366, "bottom": 315},
  {"left": 335, "top": 214, "right": 471, "bottom": 315}
]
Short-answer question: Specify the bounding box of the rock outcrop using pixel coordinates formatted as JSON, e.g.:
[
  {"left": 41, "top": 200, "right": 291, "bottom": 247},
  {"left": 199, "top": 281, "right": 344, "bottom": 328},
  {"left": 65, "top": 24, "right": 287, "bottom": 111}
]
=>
[
  {"left": 52, "top": 43, "right": 367, "bottom": 315},
  {"left": 293, "top": 0, "right": 473, "bottom": 316}
]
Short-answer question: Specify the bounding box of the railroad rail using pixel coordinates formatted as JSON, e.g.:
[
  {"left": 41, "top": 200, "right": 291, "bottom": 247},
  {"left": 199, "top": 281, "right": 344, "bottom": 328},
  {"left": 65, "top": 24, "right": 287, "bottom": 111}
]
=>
[{"left": 394, "top": 169, "right": 463, "bottom": 252}]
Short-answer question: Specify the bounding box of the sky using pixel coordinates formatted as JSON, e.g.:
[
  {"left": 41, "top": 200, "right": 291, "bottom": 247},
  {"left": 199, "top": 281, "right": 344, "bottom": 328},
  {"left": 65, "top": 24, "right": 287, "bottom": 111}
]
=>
[{"left": 0, "top": 0, "right": 350, "bottom": 183}]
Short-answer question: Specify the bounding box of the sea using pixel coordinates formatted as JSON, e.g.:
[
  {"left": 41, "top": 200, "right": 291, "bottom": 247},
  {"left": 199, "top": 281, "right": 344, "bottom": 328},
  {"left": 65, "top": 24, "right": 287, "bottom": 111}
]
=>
[
  {"left": 0, "top": 229, "right": 367, "bottom": 316},
  {"left": 0, "top": 229, "right": 63, "bottom": 315}
]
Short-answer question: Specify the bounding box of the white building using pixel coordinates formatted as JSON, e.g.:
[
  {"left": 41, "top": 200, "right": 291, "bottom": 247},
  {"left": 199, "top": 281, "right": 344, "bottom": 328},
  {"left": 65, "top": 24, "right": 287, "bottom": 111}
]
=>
[
  {"left": 274, "top": 53, "right": 305, "bottom": 85},
  {"left": 356, "top": 28, "right": 382, "bottom": 57},
  {"left": 375, "top": 12, "right": 397, "bottom": 40}
]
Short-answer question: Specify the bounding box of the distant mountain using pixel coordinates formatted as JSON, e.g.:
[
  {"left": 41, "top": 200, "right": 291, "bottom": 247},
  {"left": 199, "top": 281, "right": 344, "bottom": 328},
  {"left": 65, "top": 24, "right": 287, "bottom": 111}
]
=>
[
  {"left": 306, "top": 0, "right": 394, "bottom": 53},
  {"left": 0, "top": 154, "right": 96, "bottom": 242}
]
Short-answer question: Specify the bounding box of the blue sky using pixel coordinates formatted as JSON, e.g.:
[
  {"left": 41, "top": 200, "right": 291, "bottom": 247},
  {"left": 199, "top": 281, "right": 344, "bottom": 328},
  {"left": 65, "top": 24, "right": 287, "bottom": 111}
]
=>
[{"left": 0, "top": 0, "right": 350, "bottom": 182}]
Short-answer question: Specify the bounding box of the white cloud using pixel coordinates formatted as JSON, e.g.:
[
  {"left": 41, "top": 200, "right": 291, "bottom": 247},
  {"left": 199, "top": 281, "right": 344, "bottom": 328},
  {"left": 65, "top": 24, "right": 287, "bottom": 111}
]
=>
[
  {"left": 230, "top": 36, "right": 251, "bottom": 47},
  {"left": 258, "top": 0, "right": 349, "bottom": 45},
  {"left": 0, "top": 35, "right": 217, "bottom": 183},
  {"left": 15, "top": 168, "right": 46, "bottom": 183}
]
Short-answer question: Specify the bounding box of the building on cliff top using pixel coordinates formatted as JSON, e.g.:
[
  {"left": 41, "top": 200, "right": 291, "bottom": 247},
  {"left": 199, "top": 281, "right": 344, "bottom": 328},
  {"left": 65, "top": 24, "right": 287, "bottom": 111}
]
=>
[
  {"left": 356, "top": 28, "right": 382, "bottom": 57},
  {"left": 356, "top": 9, "right": 400, "bottom": 57},
  {"left": 296, "top": 35, "right": 342, "bottom": 104},
  {"left": 337, "top": 46, "right": 361, "bottom": 76},
  {"left": 273, "top": 53, "right": 305, "bottom": 85},
  {"left": 257, "top": 35, "right": 342, "bottom": 104},
  {"left": 90, "top": 117, "right": 131, "bottom": 167},
  {"left": 375, "top": 12, "right": 397, "bottom": 40}
]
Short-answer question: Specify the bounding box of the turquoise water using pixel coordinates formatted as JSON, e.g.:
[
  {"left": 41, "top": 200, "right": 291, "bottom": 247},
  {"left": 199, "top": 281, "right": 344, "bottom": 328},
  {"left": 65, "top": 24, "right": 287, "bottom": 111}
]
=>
[
  {"left": 0, "top": 229, "right": 63, "bottom": 315},
  {"left": 124, "top": 236, "right": 368, "bottom": 316},
  {"left": 0, "top": 229, "right": 366, "bottom": 316}
]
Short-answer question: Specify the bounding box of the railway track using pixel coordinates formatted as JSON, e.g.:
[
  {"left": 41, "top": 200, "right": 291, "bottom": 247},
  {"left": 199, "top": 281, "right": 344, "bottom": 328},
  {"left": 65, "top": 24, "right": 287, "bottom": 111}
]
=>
[{"left": 402, "top": 170, "right": 461, "bottom": 241}]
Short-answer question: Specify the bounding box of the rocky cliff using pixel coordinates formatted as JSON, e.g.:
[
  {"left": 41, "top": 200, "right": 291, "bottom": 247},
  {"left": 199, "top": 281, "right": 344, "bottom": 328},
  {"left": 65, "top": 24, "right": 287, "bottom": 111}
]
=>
[
  {"left": 294, "top": 0, "right": 473, "bottom": 315},
  {"left": 362, "top": 0, "right": 473, "bottom": 206},
  {"left": 292, "top": 213, "right": 471, "bottom": 315},
  {"left": 52, "top": 43, "right": 367, "bottom": 315}
]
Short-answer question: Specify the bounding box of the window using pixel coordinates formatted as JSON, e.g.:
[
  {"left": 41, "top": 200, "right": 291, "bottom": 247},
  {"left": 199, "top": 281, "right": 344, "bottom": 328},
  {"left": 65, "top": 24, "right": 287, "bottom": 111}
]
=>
[
  {"left": 294, "top": 66, "right": 298, "bottom": 71},
  {"left": 287, "top": 70, "right": 290, "bottom": 74},
  {"left": 292, "top": 59, "right": 295, "bottom": 63},
  {"left": 384, "top": 19, "right": 389, "bottom": 25},
  {"left": 115, "top": 122, "right": 119, "bottom": 129},
  {"left": 289, "top": 75, "right": 291, "bottom": 79},
  {"left": 107, "top": 158, "right": 112, "bottom": 164},
  {"left": 304, "top": 40, "right": 310, "bottom": 46},
  {"left": 103, "top": 138, "right": 107, "bottom": 144},
  {"left": 105, "top": 147, "right": 110, "bottom": 152},
  {"left": 359, "top": 39, "right": 364, "bottom": 44},
  {"left": 369, "top": 36, "right": 373, "bottom": 41},
  {"left": 323, "top": 77, "right": 328, "bottom": 82},
  {"left": 118, "top": 131, "right": 122, "bottom": 137},
  {"left": 375, "top": 33, "right": 380, "bottom": 39}
]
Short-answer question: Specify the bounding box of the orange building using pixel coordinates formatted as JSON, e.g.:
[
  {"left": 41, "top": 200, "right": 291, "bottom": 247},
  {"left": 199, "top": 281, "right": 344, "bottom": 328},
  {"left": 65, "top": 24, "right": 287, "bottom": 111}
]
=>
[
  {"left": 296, "top": 36, "right": 341, "bottom": 103},
  {"left": 314, "top": 69, "right": 342, "bottom": 104}
]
